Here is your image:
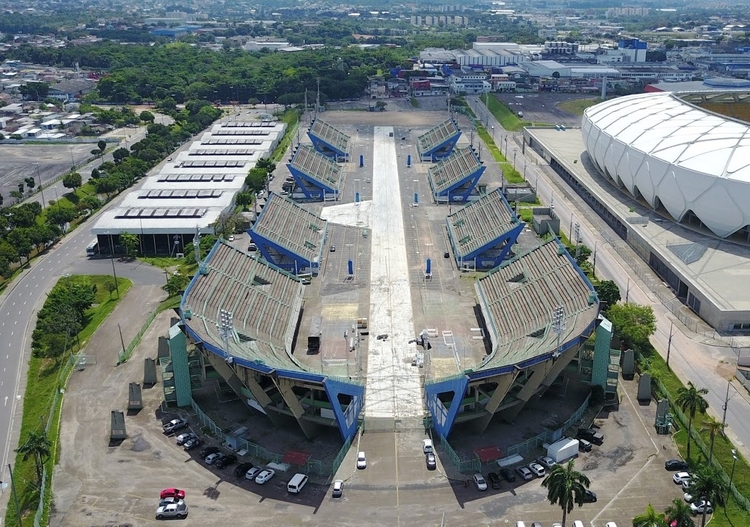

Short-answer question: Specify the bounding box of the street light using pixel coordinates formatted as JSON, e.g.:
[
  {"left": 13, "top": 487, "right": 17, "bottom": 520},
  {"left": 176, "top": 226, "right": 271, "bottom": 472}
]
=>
[
  {"left": 726, "top": 449, "right": 738, "bottom": 505},
  {"left": 106, "top": 232, "right": 120, "bottom": 298},
  {"left": 35, "top": 163, "right": 45, "bottom": 208},
  {"left": 513, "top": 148, "right": 518, "bottom": 171}
]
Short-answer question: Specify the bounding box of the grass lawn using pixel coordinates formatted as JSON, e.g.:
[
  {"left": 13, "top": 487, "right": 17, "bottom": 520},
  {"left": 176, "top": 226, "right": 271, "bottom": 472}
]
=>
[
  {"left": 556, "top": 98, "right": 601, "bottom": 117},
  {"left": 475, "top": 126, "right": 525, "bottom": 183},
  {"left": 481, "top": 94, "right": 546, "bottom": 131},
  {"left": 5, "top": 275, "right": 132, "bottom": 527}
]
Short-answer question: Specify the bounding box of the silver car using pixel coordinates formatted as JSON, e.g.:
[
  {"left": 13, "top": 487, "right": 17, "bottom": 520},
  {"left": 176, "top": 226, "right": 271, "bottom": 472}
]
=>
[{"left": 156, "top": 501, "right": 188, "bottom": 519}]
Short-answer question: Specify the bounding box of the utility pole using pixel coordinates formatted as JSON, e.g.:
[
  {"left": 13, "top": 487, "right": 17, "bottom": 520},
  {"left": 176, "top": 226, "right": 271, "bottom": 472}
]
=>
[
  {"left": 117, "top": 323, "right": 126, "bottom": 361},
  {"left": 625, "top": 278, "right": 631, "bottom": 303},
  {"left": 722, "top": 378, "right": 733, "bottom": 431},
  {"left": 666, "top": 321, "right": 674, "bottom": 369},
  {"left": 592, "top": 241, "right": 598, "bottom": 276}
]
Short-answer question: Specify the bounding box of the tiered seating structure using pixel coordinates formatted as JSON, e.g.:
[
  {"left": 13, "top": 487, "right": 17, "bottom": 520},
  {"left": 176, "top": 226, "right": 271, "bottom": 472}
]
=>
[
  {"left": 417, "top": 119, "right": 461, "bottom": 162},
  {"left": 287, "top": 144, "right": 343, "bottom": 200},
  {"left": 475, "top": 240, "right": 599, "bottom": 369},
  {"left": 250, "top": 193, "right": 327, "bottom": 274},
  {"left": 428, "top": 147, "right": 485, "bottom": 202},
  {"left": 182, "top": 242, "right": 304, "bottom": 371},
  {"left": 446, "top": 189, "right": 522, "bottom": 268},
  {"left": 308, "top": 119, "right": 350, "bottom": 161}
]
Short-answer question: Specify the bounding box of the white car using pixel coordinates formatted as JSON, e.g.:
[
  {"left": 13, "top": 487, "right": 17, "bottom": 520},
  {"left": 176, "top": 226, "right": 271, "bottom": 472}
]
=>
[
  {"left": 357, "top": 451, "right": 367, "bottom": 469},
  {"left": 690, "top": 500, "right": 713, "bottom": 514},
  {"left": 473, "top": 473, "right": 488, "bottom": 491},
  {"left": 205, "top": 452, "right": 222, "bottom": 465},
  {"left": 255, "top": 468, "right": 276, "bottom": 484},
  {"left": 684, "top": 492, "right": 694, "bottom": 503},
  {"left": 163, "top": 418, "right": 188, "bottom": 434},
  {"left": 673, "top": 471, "right": 691, "bottom": 484},
  {"left": 515, "top": 465, "right": 534, "bottom": 481},
  {"left": 175, "top": 432, "right": 196, "bottom": 446},
  {"left": 604, "top": 523, "right": 619, "bottom": 527},
  {"left": 422, "top": 439, "right": 434, "bottom": 454},
  {"left": 332, "top": 479, "right": 343, "bottom": 498},
  {"left": 228, "top": 235, "right": 235, "bottom": 242},
  {"left": 528, "top": 462, "right": 546, "bottom": 477},
  {"left": 537, "top": 456, "right": 556, "bottom": 470},
  {"left": 156, "top": 501, "right": 188, "bottom": 519},
  {"left": 245, "top": 466, "right": 262, "bottom": 480}
]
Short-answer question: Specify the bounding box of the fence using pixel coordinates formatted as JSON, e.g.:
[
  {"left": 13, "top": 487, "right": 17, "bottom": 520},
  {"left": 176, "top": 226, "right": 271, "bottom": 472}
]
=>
[
  {"left": 189, "top": 398, "right": 341, "bottom": 478},
  {"left": 438, "top": 393, "right": 591, "bottom": 474},
  {"left": 119, "top": 308, "right": 159, "bottom": 364},
  {"left": 650, "top": 372, "right": 750, "bottom": 511}
]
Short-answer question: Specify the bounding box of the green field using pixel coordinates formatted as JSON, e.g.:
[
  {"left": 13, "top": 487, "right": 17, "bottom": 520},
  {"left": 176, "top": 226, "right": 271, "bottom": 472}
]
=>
[{"left": 557, "top": 98, "right": 601, "bottom": 117}]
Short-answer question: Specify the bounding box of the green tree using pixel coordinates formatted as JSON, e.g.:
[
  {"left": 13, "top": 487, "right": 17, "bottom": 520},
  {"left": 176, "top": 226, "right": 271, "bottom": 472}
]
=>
[
  {"left": 686, "top": 465, "right": 725, "bottom": 527},
  {"left": 596, "top": 280, "right": 621, "bottom": 310},
  {"left": 245, "top": 167, "right": 267, "bottom": 193},
  {"left": 632, "top": 503, "right": 667, "bottom": 527},
  {"left": 98, "top": 140, "right": 107, "bottom": 153},
  {"left": 120, "top": 232, "right": 140, "bottom": 259},
  {"left": 235, "top": 191, "right": 253, "bottom": 210},
  {"left": 19, "top": 81, "right": 49, "bottom": 101},
  {"left": 25, "top": 176, "right": 36, "bottom": 191},
  {"left": 46, "top": 201, "right": 78, "bottom": 229},
  {"left": 15, "top": 430, "right": 52, "bottom": 482},
  {"left": 112, "top": 147, "right": 130, "bottom": 164},
  {"left": 163, "top": 274, "right": 190, "bottom": 297},
  {"left": 606, "top": 303, "right": 656, "bottom": 349},
  {"left": 62, "top": 171, "right": 83, "bottom": 194},
  {"left": 675, "top": 382, "right": 709, "bottom": 460},
  {"left": 139, "top": 110, "right": 155, "bottom": 122},
  {"left": 541, "top": 459, "right": 591, "bottom": 527},
  {"left": 664, "top": 498, "right": 694, "bottom": 527},
  {"left": 700, "top": 419, "right": 724, "bottom": 465}
]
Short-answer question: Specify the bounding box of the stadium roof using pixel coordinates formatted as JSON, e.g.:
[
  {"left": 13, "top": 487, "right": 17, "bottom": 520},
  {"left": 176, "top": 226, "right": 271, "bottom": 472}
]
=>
[
  {"left": 474, "top": 240, "right": 598, "bottom": 371},
  {"left": 251, "top": 193, "right": 327, "bottom": 264},
  {"left": 289, "top": 144, "right": 344, "bottom": 191},
  {"left": 428, "top": 146, "right": 483, "bottom": 194},
  {"left": 446, "top": 189, "right": 519, "bottom": 258},
  {"left": 182, "top": 242, "right": 306, "bottom": 371}
]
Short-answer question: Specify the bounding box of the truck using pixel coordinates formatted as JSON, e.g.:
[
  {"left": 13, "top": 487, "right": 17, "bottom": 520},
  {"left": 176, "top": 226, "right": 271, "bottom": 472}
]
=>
[
  {"left": 546, "top": 437, "right": 579, "bottom": 463},
  {"left": 307, "top": 316, "right": 322, "bottom": 353}
]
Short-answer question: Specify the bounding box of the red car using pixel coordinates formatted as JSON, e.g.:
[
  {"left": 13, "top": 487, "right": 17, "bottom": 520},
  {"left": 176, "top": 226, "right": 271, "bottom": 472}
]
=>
[{"left": 159, "top": 488, "right": 186, "bottom": 500}]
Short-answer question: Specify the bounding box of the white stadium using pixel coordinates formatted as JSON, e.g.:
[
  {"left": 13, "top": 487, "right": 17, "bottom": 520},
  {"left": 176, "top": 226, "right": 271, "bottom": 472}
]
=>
[{"left": 582, "top": 92, "right": 750, "bottom": 239}]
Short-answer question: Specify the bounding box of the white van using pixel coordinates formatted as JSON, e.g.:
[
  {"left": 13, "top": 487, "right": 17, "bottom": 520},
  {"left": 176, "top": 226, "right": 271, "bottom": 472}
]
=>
[
  {"left": 287, "top": 473, "right": 309, "bottom": 494},
  {"left": 422, "top": 439, "right": 433, "bottom": 454}
]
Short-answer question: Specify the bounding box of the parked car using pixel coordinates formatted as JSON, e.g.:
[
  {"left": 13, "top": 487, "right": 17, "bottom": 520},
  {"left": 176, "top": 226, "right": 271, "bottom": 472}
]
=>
[
  {"left": 330, "top": 245, "right": 336, "bottom": 252},
  {"left": 175, "top": 432, "right": 196, "bottom": 446},
  {"left": 332, "top": 479, "right": 344, "bottom": 498},
  {"left": 487, "top": 472, "right": 502, "bottom": 489},
  {"left": 665, "top": 459, "right": 689, "bottom": 471},
  {"left": 245, "top": 467, "right": 263, "bottom": 480},
  {"left": 183, "top": 437, "right": 202, "bottom": 451},
  {"left": 473, "top": 473, "right": 488, "bottom": 491},
  {"left": 163, "top": 419, "right": 188, "bottom": 434},
  {"left": 577, "top": 428, "right": 604, "bottom": 445},
  {"left": 200, "top": 446, "right": 220, "bottom": 458},
  {"left": 573, "top": 521, "right": 585, "bottom": 527},
  {"left": 215, "top": 453, "right": 237, "bottom": 469},
  {"left": 156, "top": 501, "right": 188, "bottom": 520},
  {"left": 578, "top": 439, "right": 593, "bottom": 452},
  {"left": 682, "top": 479, "right": 693, "bottom": 491},
  {"left": 537, "top": 456, "right": 556, "bottom": 470},
  {"left": 515, "top": 466, "right": 534, "bottom": 481},
  {"left": 583, "top": 489, "right": 597, "bottom": 503},
  {"left": 690, "top": 500, "right": 713, "bottom": 514},
  {"left": 673, "top": 471, "right": 691, "bottom": 484},
  {"left": 255, "top": 468, "right": 276, "bottom": 484},
  {"left": 357, "top": 451, "right": 367, "bottom": 469},
  {"left": 248, "top": 243, "right": 257, "bottom": 251},
  {"left": 159, "top": 488, "right": 186, "bottom": 500},
  {"left": 684, "top": 492, "right": 694, "bottom": 503},
  {"left": 234, "top": 462, "right": 254, "bottom": 478},
  {"left": 528, "top": 462, "right": 546, "bottom": 477},
  {"left": 422, "top": 439, "right": 434, "bottom": 454},
  {"left": 205, "top": 452, "right": 222, "bottom": 465},
  {"left": 426, "top": 453, "right": 437, "bottom": 470},
  {"left": 158, "top": 497, "right": 181, "bottom": 507},
  {"left": 604, "top": 523, "right": 619, "bottom": 527},
  {"left": 499, "top": 468, "right": 516, "bottom": 482}
]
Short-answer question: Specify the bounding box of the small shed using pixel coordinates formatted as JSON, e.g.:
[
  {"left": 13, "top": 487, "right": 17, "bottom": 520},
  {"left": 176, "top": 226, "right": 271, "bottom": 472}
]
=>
[
  {"left": 128, "top": 382, "right": 143, "bottom": 411},
  {"left": 110, "top": 410, "right": 127, "bottom": 441},
  {"left": 144, "top": 357, "right": 157, "bottom": 386}
]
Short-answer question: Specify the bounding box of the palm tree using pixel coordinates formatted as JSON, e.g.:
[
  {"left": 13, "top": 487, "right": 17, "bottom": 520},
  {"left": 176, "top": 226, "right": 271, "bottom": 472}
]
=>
[
  {"left": 541, "top": 459, "right": 591, "bottom": 527},
  {"left": 664, "top": 498, "right": 695, "bottom": 527},
  {"left": 15, "top": 430, "right": 52, "bottom": 482},
  {"left": 675, "top": 382, "right": 708, "bottom": 460},
  {"left": 700, "top": 419, "right": 724, "bottom": 465},
  {"left": 686, "top": 465, "right": 726, "bottom": 527},
  {"left": 633, "top": 503, "right": 667, "bottom": 527}
]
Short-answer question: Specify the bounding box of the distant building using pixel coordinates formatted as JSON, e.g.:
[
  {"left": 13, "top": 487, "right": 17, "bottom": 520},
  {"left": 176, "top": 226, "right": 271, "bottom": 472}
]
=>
[{"left": 47, "top": 79, "right": 96, "bottom": 102}]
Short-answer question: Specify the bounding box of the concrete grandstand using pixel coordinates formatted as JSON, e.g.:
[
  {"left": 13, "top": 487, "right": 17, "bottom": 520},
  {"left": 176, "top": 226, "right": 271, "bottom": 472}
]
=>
[
  {"left": 428, "top": 146, "right": 486, "bottom": 203},
  {"left": 286, "top": 144, "right": 344, "bottom": 200},
  {"left": 180, "top": 241, "right": 363, "bottom": 441},
  {"left": 445, "top": 188, "right": 524, "bottom": 270},
  {"left": 425, "top": 240, "right": 600, "bottom": 437},
  {"left": 308, "top": 118, "right": 351, "bottom": 161},
  {"left": 417, "top": 118, "right": 462, "bottom": 162},
  {"left": 249, "top": 192, "right": 327, "bottom": 276}
]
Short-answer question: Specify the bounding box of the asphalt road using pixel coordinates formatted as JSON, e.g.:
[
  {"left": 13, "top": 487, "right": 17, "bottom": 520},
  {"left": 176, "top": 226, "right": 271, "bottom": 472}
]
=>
[{"left": 468, "top": 94, "right": 750, "bottom": 462}]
